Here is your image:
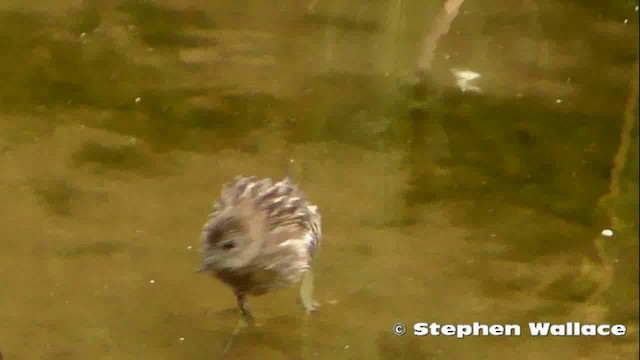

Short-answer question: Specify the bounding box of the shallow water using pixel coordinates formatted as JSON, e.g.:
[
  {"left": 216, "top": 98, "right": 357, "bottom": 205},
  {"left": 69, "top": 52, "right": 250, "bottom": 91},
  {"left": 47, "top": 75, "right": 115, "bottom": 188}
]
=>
[{"left": 0, "top": 0, "right": 638, "bottom": 359}]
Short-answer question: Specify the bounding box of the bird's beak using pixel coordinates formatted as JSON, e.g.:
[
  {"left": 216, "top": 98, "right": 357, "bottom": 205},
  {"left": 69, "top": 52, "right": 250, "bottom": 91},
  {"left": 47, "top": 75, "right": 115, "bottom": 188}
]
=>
[{"left": 196, "top": 256, "right": 217, "bottom": 273}]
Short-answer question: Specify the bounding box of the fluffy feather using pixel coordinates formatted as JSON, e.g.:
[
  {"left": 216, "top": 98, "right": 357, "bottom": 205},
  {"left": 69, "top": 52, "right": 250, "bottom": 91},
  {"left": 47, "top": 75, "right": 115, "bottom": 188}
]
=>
[{"left": 200, "top": 176, "right": 322, "bottom": 303}]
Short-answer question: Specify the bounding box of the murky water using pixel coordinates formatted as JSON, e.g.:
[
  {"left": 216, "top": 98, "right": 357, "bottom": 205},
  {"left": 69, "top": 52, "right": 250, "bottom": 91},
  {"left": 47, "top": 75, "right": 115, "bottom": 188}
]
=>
[{"left": 0, "top": 0, "right": 638, "bottom": 359}]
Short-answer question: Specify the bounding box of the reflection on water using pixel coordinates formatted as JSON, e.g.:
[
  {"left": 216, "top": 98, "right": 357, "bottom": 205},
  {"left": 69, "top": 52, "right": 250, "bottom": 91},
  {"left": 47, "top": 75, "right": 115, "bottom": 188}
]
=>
[{"left": 0, "top": 0, "right": 637, "bottom": 359}]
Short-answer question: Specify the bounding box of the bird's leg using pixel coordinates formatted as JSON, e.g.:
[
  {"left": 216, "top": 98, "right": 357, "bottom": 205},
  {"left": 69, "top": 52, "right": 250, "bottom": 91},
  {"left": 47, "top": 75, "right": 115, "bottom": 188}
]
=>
[
  {"left": 236, "top": 293, "right": 255, "bottom": 325},
  {"left": 299, "top": 269, "right": 320, "bottom": 313},
  {"left": 223, "top": 295, "right": 252, "bottom": 354}
]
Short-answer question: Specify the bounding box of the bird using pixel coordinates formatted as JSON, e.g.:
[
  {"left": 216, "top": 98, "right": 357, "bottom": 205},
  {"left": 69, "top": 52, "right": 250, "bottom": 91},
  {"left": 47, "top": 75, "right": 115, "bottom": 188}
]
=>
[{"left": 198, "top": 171, "right": 321, "bottom": 323}]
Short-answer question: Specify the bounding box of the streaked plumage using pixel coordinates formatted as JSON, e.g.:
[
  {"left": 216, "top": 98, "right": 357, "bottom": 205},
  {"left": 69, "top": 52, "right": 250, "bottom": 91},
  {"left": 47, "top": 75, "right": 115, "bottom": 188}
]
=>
[{"left": 199, "top": 175, "right": 321, "bottom": 322}]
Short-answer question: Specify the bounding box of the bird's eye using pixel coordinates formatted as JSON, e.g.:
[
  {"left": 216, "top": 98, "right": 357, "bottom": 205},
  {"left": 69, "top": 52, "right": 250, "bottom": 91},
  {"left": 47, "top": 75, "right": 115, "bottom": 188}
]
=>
[{"left": 219, "top": 241, "right": 235, "bottom": 250}]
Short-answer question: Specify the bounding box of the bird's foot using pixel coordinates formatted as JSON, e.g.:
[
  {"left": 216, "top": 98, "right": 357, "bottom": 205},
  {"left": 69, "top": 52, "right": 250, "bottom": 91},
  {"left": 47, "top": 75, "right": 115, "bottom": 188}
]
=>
[{"left": 298, "top": 297, "right": 321, "bottom": 313}]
